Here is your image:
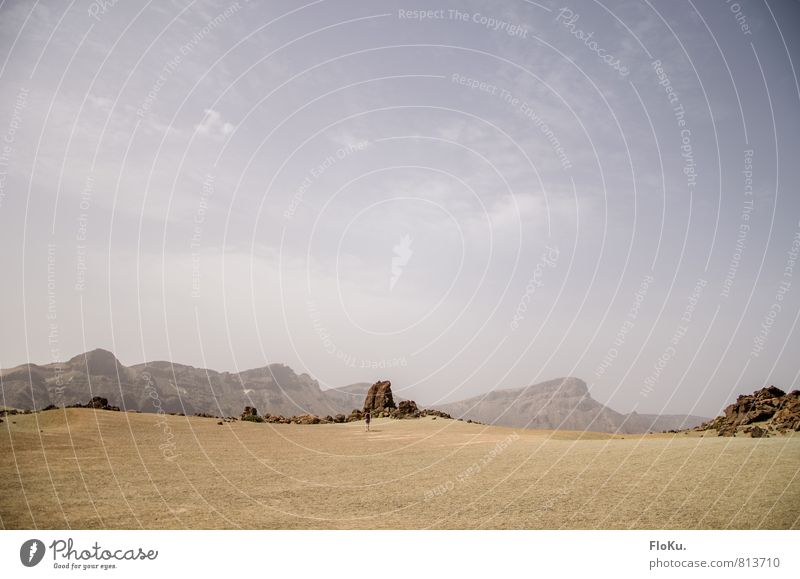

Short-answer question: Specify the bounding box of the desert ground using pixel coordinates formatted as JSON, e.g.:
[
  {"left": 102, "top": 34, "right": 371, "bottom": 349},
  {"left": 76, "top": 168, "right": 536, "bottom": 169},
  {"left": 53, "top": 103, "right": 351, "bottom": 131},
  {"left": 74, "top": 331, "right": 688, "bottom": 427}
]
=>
[{"left": 0, "top": 409, "right": 798, "bottom": 529}]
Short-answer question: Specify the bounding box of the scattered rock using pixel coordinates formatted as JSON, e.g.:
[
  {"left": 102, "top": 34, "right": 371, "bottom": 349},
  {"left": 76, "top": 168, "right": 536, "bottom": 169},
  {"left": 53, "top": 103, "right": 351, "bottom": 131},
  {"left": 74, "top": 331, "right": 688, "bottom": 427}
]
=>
[
  {"left": 214, "top": 399, "right": 454, "bottom": 427},
  {"left": 66, "top": 397, "right": 121, "bottom": 412},
  {"left": 294, "top": 414, "right": 321, "bottom": 425},
  {"left": 422, "top": 409, "right": 452, "bottom": 420}
]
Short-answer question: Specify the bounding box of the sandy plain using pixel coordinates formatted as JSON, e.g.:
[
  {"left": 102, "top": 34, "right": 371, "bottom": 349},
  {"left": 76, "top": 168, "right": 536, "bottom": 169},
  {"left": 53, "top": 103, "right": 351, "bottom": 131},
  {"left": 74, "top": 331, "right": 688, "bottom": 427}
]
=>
[{"left": 1, "top": 409, "right": 797, "bottom": 529}]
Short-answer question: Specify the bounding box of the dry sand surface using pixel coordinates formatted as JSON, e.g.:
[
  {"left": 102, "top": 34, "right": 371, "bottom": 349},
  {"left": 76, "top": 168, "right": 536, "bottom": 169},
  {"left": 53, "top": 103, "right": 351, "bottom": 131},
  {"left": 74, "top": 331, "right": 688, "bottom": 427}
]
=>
[{"left": 1, "top": 409, "right": 798, "bottom": 529}]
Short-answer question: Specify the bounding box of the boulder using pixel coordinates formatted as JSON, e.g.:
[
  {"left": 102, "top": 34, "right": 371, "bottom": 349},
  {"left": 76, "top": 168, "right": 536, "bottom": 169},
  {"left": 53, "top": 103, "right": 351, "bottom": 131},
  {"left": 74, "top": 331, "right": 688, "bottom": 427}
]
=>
[
  {"left": 397, "top": 400, "right": 419, "bottom": 414},
  {"left": 294, "top": 414, "right": 321, "bottom": 425},
  {"left": 390, "top": 400, "right": 421, "bottom": 419},
  {"left": 240, "top": 406, "right": 264, "bottom": 422}
]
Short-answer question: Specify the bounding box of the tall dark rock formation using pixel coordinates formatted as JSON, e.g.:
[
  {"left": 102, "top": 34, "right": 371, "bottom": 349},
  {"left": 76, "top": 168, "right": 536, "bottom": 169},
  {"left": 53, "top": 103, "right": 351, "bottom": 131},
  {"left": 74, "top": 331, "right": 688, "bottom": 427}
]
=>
[{"left": 363, "top": 380, "right": 395, "bottom": 413}]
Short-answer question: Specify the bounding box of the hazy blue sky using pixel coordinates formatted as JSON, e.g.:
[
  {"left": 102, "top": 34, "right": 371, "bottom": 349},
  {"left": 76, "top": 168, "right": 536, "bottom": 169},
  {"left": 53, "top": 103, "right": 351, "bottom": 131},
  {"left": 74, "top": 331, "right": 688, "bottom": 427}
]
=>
[{"left": 1, "top": 0, "right": 798, "bottom": 417}]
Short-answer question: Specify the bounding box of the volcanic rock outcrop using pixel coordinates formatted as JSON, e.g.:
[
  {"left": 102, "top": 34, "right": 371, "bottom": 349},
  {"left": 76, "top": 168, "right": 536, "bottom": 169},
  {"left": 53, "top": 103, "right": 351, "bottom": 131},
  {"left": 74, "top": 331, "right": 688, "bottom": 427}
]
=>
[
  {"left": 241, "top": 406, "right": 262, "bottom": 421},
  {"left": 696, "top": 386, "right": 800, "bottom": 437},
  {"left": 65, "top": 396, "right": 120, "bottom": 411},
  {"left": 395, "top": 400, "right": 418, "bottom": 415},
  {"left": 363, "top": 380, "right": 395, "bottom": 413}
]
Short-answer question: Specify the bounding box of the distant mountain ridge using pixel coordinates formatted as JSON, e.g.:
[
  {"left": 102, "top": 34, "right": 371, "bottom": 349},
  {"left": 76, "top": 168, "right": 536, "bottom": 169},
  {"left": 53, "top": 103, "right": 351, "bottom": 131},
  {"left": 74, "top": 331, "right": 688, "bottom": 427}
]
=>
[
  {"left": 0, "top": 350, "right": 708, "bottom": 433},
  {"left": 0, "top": 349, "right": 355, "bottom": 418},
  {"left": 437, "top": 377, "right": 709, "bottom": 434}
]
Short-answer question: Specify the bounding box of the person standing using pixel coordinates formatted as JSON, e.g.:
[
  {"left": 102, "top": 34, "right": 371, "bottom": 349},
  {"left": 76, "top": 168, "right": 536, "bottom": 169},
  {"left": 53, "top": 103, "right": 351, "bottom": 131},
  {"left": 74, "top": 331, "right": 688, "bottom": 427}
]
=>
[{"left": 364, "top": 410, "right": 371, "bottom": 431}]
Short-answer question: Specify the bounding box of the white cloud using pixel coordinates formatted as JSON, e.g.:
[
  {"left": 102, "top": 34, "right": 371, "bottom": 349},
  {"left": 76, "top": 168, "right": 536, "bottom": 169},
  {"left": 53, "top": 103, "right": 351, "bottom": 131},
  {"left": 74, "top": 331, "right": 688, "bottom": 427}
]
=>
[
  {"left": 87, "top": 94, "right": 113, "bottom": 111},
  {"left": 195, "top": 108, "right": 235, "bottom": 137}
]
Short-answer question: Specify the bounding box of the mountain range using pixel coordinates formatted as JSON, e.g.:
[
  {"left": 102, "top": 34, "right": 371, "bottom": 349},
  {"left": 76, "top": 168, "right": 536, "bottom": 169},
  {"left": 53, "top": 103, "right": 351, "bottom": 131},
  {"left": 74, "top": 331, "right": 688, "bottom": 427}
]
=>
[
  {"left": 0, "top": 349, "right": 707, "bottom": 433},
  {"left": 436, "top": 377, "right": 709, "bottom": 434}
]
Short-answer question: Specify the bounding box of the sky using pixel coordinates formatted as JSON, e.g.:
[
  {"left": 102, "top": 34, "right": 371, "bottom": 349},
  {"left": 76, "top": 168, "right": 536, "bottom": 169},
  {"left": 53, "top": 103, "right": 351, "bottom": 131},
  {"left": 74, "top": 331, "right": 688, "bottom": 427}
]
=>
[{"left": 0, "top": 0, "right": 798, "bottom": 417}]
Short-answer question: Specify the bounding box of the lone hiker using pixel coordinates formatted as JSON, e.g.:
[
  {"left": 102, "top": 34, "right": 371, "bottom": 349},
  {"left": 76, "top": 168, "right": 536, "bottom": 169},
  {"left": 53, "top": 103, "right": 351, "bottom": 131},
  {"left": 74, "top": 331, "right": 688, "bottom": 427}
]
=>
[{"left": 364, "top": 410, "right": 371, "bottom": 432}]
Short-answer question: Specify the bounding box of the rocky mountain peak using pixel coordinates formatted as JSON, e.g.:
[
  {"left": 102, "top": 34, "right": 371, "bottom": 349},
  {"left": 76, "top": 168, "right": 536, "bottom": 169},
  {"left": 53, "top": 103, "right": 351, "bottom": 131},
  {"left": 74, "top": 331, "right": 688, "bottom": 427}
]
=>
[{"left": 67, "top": 348, "right": 123, "bottom": 377}]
